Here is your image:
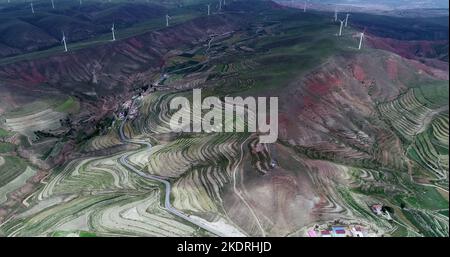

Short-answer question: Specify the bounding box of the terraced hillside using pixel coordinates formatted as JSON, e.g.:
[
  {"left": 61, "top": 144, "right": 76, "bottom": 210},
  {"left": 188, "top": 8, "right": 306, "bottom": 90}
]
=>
[
  {"left": 0, "top": 151, "right": 205, "bottom": 236},
  {"left": 408, "top": 111, "right": 449, "bottom": 185},
  {"left": 0, "top": 0, "right": 448, "bottom": 237},
  {"left": 378, "top": 82, "right": 449, "bottom": 188}
]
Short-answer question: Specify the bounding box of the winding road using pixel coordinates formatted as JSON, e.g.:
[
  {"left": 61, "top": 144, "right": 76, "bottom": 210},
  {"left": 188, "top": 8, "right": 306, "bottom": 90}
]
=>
[{"left": 118, "top": 117, "right": 229, "bottom": 237}]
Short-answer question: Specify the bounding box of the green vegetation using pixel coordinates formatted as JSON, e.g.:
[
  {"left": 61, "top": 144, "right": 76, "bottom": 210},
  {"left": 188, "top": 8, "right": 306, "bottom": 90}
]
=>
[
  {"left": 200, "top": 10, "right": 361, "bottom": 97},
  {"left": 51, "top": 230, "right": 97, "bottom": 237},
  {"left": 0, "top": 166, "right": 37, "bottom": 205},
  {"left": 0, "top": 152, "right": 198, "bottom": 236},
  {"left": 404, "top": 185, "right": 448, "bottom": 210},
  {"left": 55, "top": 96, "right": 80, "bottom": 113},
  {"left": 0, "top": 156, "right": 28, "bottom": 187},
  {"left": 3, "top": 97, "right": 77, "bottom": 119},
  {"left": 0, "top": 128, "right": 11, "bottom": 138},
  {"left": 349, "top": 164, "right": 448, "bottom": 237},
  {"left": 0, "top": 0, "right": 205, "bottom": 65},
  {"left": 405, "top": 107, "right": 448, "bottom": 184},
  {"left": 414, "top": 81, "right": 449, "bottom": 108},
  {"left": 378, "top": 81, "right": 449, "bottom": 190},
  {"left": 0, "top": 142, "right": 16, "bottom": 153},
  {"left": 402, "top": 209, "right": 448, "bottom": 237}
]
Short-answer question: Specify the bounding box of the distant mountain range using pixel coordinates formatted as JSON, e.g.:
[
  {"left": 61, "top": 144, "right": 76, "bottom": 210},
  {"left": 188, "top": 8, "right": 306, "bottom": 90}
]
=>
[{"left": 282, "top": 0, "right": 449, "bottom": 9}]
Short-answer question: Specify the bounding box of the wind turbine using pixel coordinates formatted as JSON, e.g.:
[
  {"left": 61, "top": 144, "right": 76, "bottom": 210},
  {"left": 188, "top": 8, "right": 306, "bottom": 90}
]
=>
[
  {"left": 30, "top": 2, "right": 35, "bottom": 14},
  {"left": 166, "top": 14, "right": 171, "bottom": 27},
  {"left": 338, "top": 19, "right": 344, "bottom": 36},
  {"left": 79, "top": 0, "right": 82, "bottom": 5},
  {"left": 358, "top": 32, "right": 364, "bottom": 50},
  {"left": 207, "top": 4, "right": 210, "bottom": 16},
  {"left": 334, "top": 8, "right": 338, "bottom": 22},
  {"left": 304, "top": 1, "right": 308, "bottom": 12},
  {"left": 61, "top": 32, "right": 68, "bottom": 52},
  {"left": 111, "top": 23, "right": 116, "bottom": 41},
  {"left": 219, "top": 0, "right": 222, "bottom": 11},
  {"left": 51, "top": 0, "right": 55, "bottom": 9},
  {"left": 345, "top": 13, "right": 350, "bottom": 27}
]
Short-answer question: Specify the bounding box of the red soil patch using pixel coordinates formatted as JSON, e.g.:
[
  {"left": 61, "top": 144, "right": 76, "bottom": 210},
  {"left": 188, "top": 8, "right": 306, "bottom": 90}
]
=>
[
  {"left": 128, "top": 37, "right": 144, "bottom": 49},
  {"left": 159, "top": 58, "right": 166, "bottom": 69},
  {"left": 386, "top": 57, "right": 399, "bottom": 80},
  {"left": 278, "top": 113, "right": 291, "bottom": 128},
  {"left": 19, "top": 65, "right": 46, "bottom": 84},
  {"left": 278, "top": 112, "right": 294, "bottom": 138},
  {"left": 313, "top": 196, "right": 330, "bottom": 210},
  {"left": 30, "top": 66, "right": 47, "bottom": 83},
  {"left": 305, "top": 71, "right": 343, "bottom": 96},
  {"left": 352, "top": 64, "right": 366, "bottom": 82},
  {"left": 307, "top": 81, "right": 330, "bottom": 95},
  {"left": 271, "top": 175, "right": 298, "bottom": 194}
]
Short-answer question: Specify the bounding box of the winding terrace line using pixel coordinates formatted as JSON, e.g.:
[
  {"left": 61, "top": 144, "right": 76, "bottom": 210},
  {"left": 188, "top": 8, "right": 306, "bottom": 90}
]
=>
[{"left": 118, "top": 116, "right": 229, "bottom": 237}]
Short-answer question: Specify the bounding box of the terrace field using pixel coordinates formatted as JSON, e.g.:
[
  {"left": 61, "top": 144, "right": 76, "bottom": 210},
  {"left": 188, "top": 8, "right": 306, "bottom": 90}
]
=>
[
  {"left": 0, "top": 150, "right": 209, "bottom": 236},
  {"left": 0, "top": 0, "right": 448, "bottom": 237},
  {"left": 0, "top": 97, "right": 79, "bottom": 143}
]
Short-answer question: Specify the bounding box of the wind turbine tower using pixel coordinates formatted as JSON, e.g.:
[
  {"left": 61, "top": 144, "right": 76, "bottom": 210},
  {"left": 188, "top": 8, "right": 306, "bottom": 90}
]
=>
[
  {"left": 30, "top": 2, "right": 35, "bottom": 14},
  {"left": 111, "top": 23, "right": 116, "bottom": 41},
  {"left": 303, "top": 1, "right": 307, "bottom": 12},
  {"left": 334, "top": 8, "right": 338, "bottom": 22},
  {"left": 207, "top": 4, "right": 210, "bottom": 16},
  {"left": 51, "top": 0, "right": 55, "bottom": 9},
  {"left": 358, "top": 32, "right": 364, "bottom": 50},
  {"left": 338, "top": 19, "right": 344, "bottom": 36},
  {"left": 62, "top": 32, "right": 68, "bottom": 52},
  {"left": 345, "top": 13, "right": 350, "bottom": 27},
  {"left": 166, "top": 14, "right": 171, "bottom": 27},
  {"left": 219, "top": 0, "right": 222, "bottom": 11}
]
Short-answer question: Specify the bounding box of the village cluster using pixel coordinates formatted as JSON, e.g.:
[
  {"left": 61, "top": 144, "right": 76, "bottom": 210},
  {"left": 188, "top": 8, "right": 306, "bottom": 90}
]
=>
[{"left": 307, "top": 224, "right": 367, "bottom": 237}]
